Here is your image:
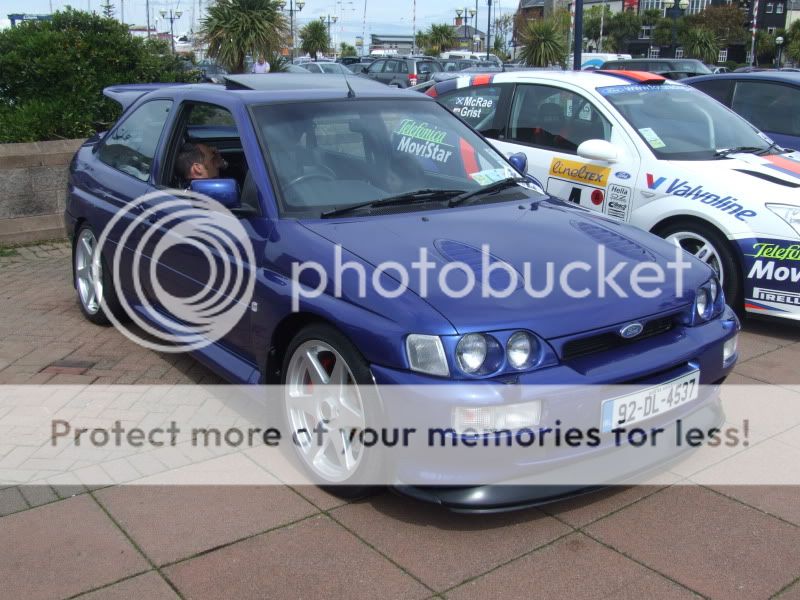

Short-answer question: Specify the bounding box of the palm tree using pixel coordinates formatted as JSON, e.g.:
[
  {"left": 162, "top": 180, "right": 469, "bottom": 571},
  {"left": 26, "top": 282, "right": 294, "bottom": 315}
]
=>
[
  {"left": 201, "top": 0, "right": 288, "bottom": 73},
  {"left": 682, "top": 27, "right": 720, "bottom": 64},
  {"left": 519, "top": 19, "right": 566, "bottom": 67},
  {"left": 300, "top": 20, "right": 329, "bottom": 60},
  {"left": 426, "top": 23, "right": 456, "bottom": 55}
]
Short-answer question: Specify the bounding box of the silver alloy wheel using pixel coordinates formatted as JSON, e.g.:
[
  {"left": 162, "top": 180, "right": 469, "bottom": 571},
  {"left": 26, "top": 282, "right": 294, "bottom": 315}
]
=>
[
  {"left": 284, "top": 340, "right": 366, "bottom": 482},
  {"left": 666, "top": 231, "right": 725, "bottom": 284},
  {"left": 75, "top": 229, "right": 103, "bottom": 315}
]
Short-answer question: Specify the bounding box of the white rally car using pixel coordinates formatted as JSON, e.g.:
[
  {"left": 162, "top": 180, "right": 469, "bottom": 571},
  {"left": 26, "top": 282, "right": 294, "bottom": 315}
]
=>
[{"left": 427, "top": 70, "right": 800, "bottom": 321}]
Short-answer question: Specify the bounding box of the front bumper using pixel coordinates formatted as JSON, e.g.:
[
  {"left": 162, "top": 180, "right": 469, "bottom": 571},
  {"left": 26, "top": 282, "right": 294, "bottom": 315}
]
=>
[{"left": 368, "top": 309, "right": 738, "bottom": 510}]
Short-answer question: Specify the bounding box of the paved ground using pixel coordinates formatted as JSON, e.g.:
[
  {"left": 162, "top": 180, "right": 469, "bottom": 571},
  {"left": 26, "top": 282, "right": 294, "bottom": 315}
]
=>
[{"left": 1, "top": 242, "right": 799, "bottom": 600}]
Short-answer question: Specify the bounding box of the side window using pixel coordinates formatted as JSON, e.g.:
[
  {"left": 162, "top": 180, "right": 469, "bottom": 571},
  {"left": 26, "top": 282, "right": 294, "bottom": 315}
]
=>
[
  {"left": 732, "top": 81, "right": 800, "bottom": 136},
  {"left": 438, "top": 85, "right": 505, "bottom": 136},
  {"left": 399, "top": 61, "right": 409, "bottom": 74},
  {"left": 384, "top": 60, "right": 399, "bottom": 74},
  {"left": 508, "top": 84, "right": 611, "bottom": 153},
  {"left": 690, "top": 79, "right": 734, "bottom": 106},
  {"left": 367, "top": 60, "right": 384, "bottom": 74},
  {"left": 98, "top": 100, "right": 172, "bottom": 181}
]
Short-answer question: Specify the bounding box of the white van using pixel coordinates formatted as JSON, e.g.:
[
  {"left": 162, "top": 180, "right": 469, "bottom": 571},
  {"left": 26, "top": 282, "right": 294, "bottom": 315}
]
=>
[
  {"left": 571, "top": 53, "right": 632, "bottom": 70},
  {"left": 440, "top": 51, "right": 502, "bottom": 65}
]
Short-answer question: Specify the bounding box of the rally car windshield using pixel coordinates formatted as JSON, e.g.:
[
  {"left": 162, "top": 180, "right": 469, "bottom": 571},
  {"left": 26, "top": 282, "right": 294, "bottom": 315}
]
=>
[
  {"left": 599, "top": 84, "right": 771, "bottom": 161},
  {"left": 251, "top": 99, "right": 523, "bottom": 218}
]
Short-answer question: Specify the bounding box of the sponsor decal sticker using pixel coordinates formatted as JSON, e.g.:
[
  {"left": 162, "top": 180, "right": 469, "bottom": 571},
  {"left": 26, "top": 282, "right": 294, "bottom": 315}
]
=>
[
  {"left": 605, "top": 184, "right": 632, "bottom": 221},
  {"left": 753, "top": 287, "right": 800, "bottom": 306},
  {"left": 746, "top": 242, "right": 800, "bottom": 261},
  {"left": 453, "top": 95, "right": 495, "bottom": 120},
  {"left": 615, "top": 171, "right": 631, "bottom": 180},
  {"left": 644, "top": 175, "right": 757, "bottom": 221},
  {"left": 747, "top": 260, "right": 800, "bottom": 283},
  {"left": 549, "top": 158, "right": 610, "bottom": 186},
  {"left": 394, "top": 119, "right": 454, "bottom": 164}
]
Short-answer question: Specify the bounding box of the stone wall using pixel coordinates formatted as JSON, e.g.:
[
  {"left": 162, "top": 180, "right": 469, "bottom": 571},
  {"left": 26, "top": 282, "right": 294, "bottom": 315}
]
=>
[{"left": 0, "top": 139, "right": 84, "bottom": 244}]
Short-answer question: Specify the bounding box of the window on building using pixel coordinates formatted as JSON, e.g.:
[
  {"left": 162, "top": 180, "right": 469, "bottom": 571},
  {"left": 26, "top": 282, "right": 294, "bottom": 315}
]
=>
[
  {"left": 649, "top": 46, "right": 661, "bottom": 58},
  {"left": 718, "top": 49, "right": 728, "bottom": 63},
  {"left": 746, "top": 51, "right": 753, "bottom": 64},
  {"left": 675, "top": 47, "right": 685, "bottom": 58},
  {"left": 777, "top": 3, "right": 784, "bottom": 12},
  {"left": 639, "top": 25, "right": 653, "bottom": 39},
  {"left": 768, "top": 26, "right": 777, "bottom": 33},
  {"left": 766, "top": 2, "right": 774, "bottom": 12}
]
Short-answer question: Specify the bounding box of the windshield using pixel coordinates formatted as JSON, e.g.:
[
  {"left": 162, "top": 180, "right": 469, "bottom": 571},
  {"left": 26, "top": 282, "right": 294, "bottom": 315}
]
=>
[
  {"left": 251, "top": 99, "right": 522, "bottom": 218},
  {"left": 599, "top": 83, "right": 770, "bottom": 160}
]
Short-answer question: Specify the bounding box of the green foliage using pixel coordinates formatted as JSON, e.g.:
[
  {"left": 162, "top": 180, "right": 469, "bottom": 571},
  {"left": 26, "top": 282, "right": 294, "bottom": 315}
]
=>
[
  {"left": 519, "top": 18, "right": 567, "bottom": 67},
  {"left": 642, "top": 9, "right": 663, "bottom": 26},
  {"left": 426, "top": 24, "right": 456, "bottom": 55},
  {"left": 652, "top": 18, "right": 675, "bottom": 47},
  {"left": 605, "top": 10, "right": 642, "bottom": 52},
  {"left": 584, "top": 5, "right": 613, "bottom": 48},
  {"left": 201, "top": 0, "right": 288, "bottom": 73},
  {"left": 756, "top": 29, "right": 775, "bottom": 63},
  {"left": 266, "top": 51, "right": 290, "bottom": 72},
  {"left": 688, "top": 5, "right": 747, "bottom": 45},
  {"left": 0, "top": 9, "right": 196, "bottom": 143},
  {"left": 339, "top": 41, "right": 357, "bottom": 57},
  {"left": 300, "top": 19, "right": 329, "bottom": 60},
  {"left": 682, "top": 27, "right": 720, "bottom": 63}
]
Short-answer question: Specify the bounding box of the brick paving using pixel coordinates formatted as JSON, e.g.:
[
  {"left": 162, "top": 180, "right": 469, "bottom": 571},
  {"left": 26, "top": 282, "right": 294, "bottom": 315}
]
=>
[{"left": 0, "top": 243, "right": 799, "bottom": 599}]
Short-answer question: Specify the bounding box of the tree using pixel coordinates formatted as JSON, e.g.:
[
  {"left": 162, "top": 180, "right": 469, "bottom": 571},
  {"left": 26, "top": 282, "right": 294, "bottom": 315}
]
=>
[
  {"left": 584, "top": 5, "right": 613, "bottom": 51},
  {"left": 690, "top": 5, "right": 748, "bottom": 45},
  {"left": 652, "top": 18, "right": 676, "bottom": 47},
  {"left": 518, "top": 18, "right": 567, "bottom": 67},
  {"left": 299, "top": 19, "right": 329, "bottom": 60},
  {"left": 755, "top": 29, "right": 775, "bottom": 64},
  {"left": 100, "top": 1, "right": 115, "bottom": 18},
  {"left": 605, "top": 10, "right": 642, "bottom": 52},
  {"left": 426, "top": 23, "right": 456, "bottom": 55},
  {"left": 682, "top": 26, "right": 720, "bottom": 63},
  {"left": 0, "top": 9, "right": 194, "bottom": 142},
  {"left": 201, "top": 0, "right": 287, "bottom": 74},
  {"left": 339, "top": 41, "right": 357, "bottom": 57}
]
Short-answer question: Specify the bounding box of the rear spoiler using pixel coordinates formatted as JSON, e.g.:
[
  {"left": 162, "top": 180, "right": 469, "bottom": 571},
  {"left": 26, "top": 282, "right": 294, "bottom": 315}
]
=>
[{"left": 102, "top": 83, "right": 187, "bottom": 111}]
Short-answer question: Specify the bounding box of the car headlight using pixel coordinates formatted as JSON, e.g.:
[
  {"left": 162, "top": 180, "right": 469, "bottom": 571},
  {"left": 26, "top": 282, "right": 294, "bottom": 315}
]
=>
[
  {"left": 507, "top": 331, "right": 538, "bottom": 370},
  {"left": 708, "top": 278, "right": 719, "bottom": 305},
  {"left": 692, "top": 277, "right": 723, "bottom": 324},
  {"left": 406, "top": 334, "right": 449, "bottom": 377},
  {"left": 696, "top": 287, "right": 710, "bottom": 320},
  {"left": 456, "top": 333, "right": 489, "bottom": 374},
  {"left": 767, "top": 204, "right": 800, "bottom": 236}
]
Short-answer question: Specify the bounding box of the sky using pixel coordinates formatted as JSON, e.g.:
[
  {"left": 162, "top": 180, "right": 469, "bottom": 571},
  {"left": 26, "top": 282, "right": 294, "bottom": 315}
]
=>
[{"left": 1, "top": 0, "right": 517, "bottom": 45}]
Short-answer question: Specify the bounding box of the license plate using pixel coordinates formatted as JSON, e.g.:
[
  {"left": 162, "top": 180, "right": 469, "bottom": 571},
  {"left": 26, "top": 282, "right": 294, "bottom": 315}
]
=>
[{"left": 601, "top": 371, "right": 700, "bottom": 432}]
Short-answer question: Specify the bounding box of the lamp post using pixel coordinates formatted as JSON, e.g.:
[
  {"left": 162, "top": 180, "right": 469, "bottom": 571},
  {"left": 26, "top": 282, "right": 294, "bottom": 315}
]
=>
[
  {"left": 160, "top": 9, "right": 183, "bottom": 53},
  {"left": 776, "top": 35, "right": 784, "bottom": 67},
  {"left": 664, "top": 0, "right": 688, "bottom": 58},
  {"left": 456, "top": 8, "right": 476, "bottom": 50},
  {"left": 320, "top": 14, "right": 338, "bottom": 57},
  {"left": 277, "top": 0, "right": 304, "bottom": 60},
  {"left": 486, "top": 0, "right": 492, "bottom": 58}
]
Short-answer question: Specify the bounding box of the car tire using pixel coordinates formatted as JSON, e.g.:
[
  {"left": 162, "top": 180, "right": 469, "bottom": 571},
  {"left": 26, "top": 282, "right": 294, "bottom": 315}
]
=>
[
  {"left": 73, "top": 224, "right": 127, "bottom": 326},
  {"left": 657, "top": 220, "right": 742, "bottom": 313},
  {"left": 281, "top": 323, "right": 382, "bottom": 499}
]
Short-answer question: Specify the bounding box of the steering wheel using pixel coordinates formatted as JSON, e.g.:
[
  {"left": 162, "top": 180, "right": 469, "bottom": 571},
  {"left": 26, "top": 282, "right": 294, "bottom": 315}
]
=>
[{"left": 284, "top": 167, "right": 336, "bottom": 190}]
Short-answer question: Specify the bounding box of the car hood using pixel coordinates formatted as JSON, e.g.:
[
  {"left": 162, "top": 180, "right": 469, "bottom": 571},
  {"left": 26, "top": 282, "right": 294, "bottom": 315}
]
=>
[
  {"left": 662, "top": 151, "right": 800, "bottom": 206},
  {"left": 302, "top": 197, "right": 709, "bottom": 339}
]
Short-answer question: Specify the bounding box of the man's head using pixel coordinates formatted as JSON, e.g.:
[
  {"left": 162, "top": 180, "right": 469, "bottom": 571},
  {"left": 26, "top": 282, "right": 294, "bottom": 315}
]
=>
[
  {"left": 176, "top": 142, "right": 226, "bottom": 181},
  {"left": 257, "top": 55, "right": 266, "bottom": 65}
]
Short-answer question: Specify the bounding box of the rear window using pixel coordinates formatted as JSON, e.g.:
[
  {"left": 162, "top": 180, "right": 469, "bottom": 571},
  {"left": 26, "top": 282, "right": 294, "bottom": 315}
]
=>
[{"left": 417, "top": 61, "right": 441, "bottom": 74}]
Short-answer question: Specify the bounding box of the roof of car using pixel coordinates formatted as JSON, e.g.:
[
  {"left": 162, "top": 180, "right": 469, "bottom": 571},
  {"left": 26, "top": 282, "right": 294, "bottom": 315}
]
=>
[{"left": 688, "top": 71, "right": 800, "bottom": 85}]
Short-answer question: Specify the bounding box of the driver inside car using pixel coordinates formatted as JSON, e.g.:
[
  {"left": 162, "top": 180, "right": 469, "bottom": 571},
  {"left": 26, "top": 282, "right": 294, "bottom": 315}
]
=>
[{"left": 176, "top": 142, "right": 228, "bottom": 183}]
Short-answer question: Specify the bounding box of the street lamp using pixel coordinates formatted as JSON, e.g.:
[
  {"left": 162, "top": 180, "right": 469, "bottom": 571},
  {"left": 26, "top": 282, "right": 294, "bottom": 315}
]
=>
[
  {"left": 277, "top": 0, "right": 304, "bottom": 60},
  {"left": 320, "top": 15, "right": 338, "bottom": 57},
  {"left": 159, "top": 9, "right": 183, "bottom": 53},
  {"left": 664, "top": 0, "right": 688, "bottom": 58},
  {"left": 776, "top": 35, "right": 784, "bottom": 67}
]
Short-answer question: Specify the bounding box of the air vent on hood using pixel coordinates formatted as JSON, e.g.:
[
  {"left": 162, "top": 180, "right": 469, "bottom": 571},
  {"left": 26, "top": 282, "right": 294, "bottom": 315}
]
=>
[
  {"left": 734, "top": 169, "right": 800, "bottom": 188},
  {"left": 434, "top": 240, "right": 521, "bottom": 291},
  {"left": 571, "top": 221, "right": 655, "bottom": 261}
]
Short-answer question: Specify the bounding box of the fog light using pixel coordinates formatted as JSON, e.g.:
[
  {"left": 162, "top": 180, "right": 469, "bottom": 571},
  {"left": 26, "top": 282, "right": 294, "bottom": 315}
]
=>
[
  {"left": 723, "top": 334, "right": 739, "bottom": 365},
  {"left": 453, "top": 401, "right": 542, "bottom": 434}
]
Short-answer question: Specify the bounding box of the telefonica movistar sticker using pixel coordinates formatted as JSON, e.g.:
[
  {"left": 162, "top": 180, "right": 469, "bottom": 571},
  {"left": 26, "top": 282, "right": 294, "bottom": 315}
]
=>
[{"left": 549, "top": 158, "right": 610, "bottom": 186}]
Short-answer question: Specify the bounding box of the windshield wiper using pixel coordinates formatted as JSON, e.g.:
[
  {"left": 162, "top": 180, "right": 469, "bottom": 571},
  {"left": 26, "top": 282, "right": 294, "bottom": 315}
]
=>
[
  {"left": 448, "top": 177, "right": 524, "bottom": 208},
  {"left": 320, "top": 188, "right": 466, "bottom": 219},
  {"left": 714, "top": 146, "right": 770, "bottom": 158}
]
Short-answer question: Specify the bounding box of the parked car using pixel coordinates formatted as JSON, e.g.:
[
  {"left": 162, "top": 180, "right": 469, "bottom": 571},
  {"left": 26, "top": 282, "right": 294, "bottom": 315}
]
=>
[
  {"left": 442, "top": 58, "right": 498, "bottom": 72},
  {"left": 301, "top": 62, "right": 352, "bottom": 75},
  {"left": 361, "top": 56, "right": 443, "bottom": 87},
  {"left": 686, "top": 71, "right": 800, "bottom": 151},
  {"left": 600, "top": 58, "right": 712, "bottom": 80},
  {"left": 346, "top": 62, "right": 374, "bottom": 74},
  {"left": 67, "top": 74, "right": 737, "bottom": 510},
  {"left": 427, "top": 70, "right": 800, "bottom": 321},
  {"left": 708, "top": 66, "right": 730, "bottom": 74},
  {"left": 337, "top": 56, "right": 371, "bottom": 66},
  {"left": 196, "top": 61, "right": 228, "bottom": 84}
]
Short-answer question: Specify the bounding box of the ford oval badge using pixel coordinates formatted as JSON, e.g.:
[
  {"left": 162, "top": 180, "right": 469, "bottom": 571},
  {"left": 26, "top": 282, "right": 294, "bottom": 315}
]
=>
[{"left": 619, "top": 322, "right": 644, "bottom": 339}]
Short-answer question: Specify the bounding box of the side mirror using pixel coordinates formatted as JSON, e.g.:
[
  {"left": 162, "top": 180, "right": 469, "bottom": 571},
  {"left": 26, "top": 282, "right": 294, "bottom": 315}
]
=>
[
  {"left": 508, "top": 152, "right": 528, "bottom": 175},
  {"left": 577, "top": 139, "right": 619, "bottom": 163},
  {"left": 189, "top": 178, "right": 241, "bottom": 209}
]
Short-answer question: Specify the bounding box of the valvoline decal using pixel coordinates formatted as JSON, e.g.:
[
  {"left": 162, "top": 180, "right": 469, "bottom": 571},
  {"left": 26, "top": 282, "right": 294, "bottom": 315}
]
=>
[
  {"left": 644, "top": 174, "right": 757, "bottom": 221},
  {"left": 739, "top": 238, "right": 800, "bottom": 316}
]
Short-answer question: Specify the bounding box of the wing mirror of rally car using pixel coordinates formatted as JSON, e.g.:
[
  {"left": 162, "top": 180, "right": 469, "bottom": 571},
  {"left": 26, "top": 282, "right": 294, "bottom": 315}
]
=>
[
  {"left": 508, "top": 152, "right": 528, "bottom": 175},
  {"left": 577, "top": 139, "right": 619, "bottom": 164},
  {"left": 190, "top": 178, "right": 241, "bottom": 210}
]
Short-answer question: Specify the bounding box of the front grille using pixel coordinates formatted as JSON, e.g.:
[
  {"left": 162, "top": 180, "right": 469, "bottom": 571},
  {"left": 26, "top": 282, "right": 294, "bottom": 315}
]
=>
[{"left": 561, "top": 316, "right": 675, "bottom": 362}]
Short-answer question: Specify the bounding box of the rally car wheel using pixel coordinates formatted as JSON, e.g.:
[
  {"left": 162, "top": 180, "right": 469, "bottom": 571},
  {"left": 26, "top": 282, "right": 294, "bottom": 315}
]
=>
[
  {"left": 73, "top": 225, "right": 125, "bottom": 326},
  {"left": 281, "top": 324, "right": 382, "bottom": 499},
  {"left": 659, "top": 221, "right": 742, "bottom": 311}
]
